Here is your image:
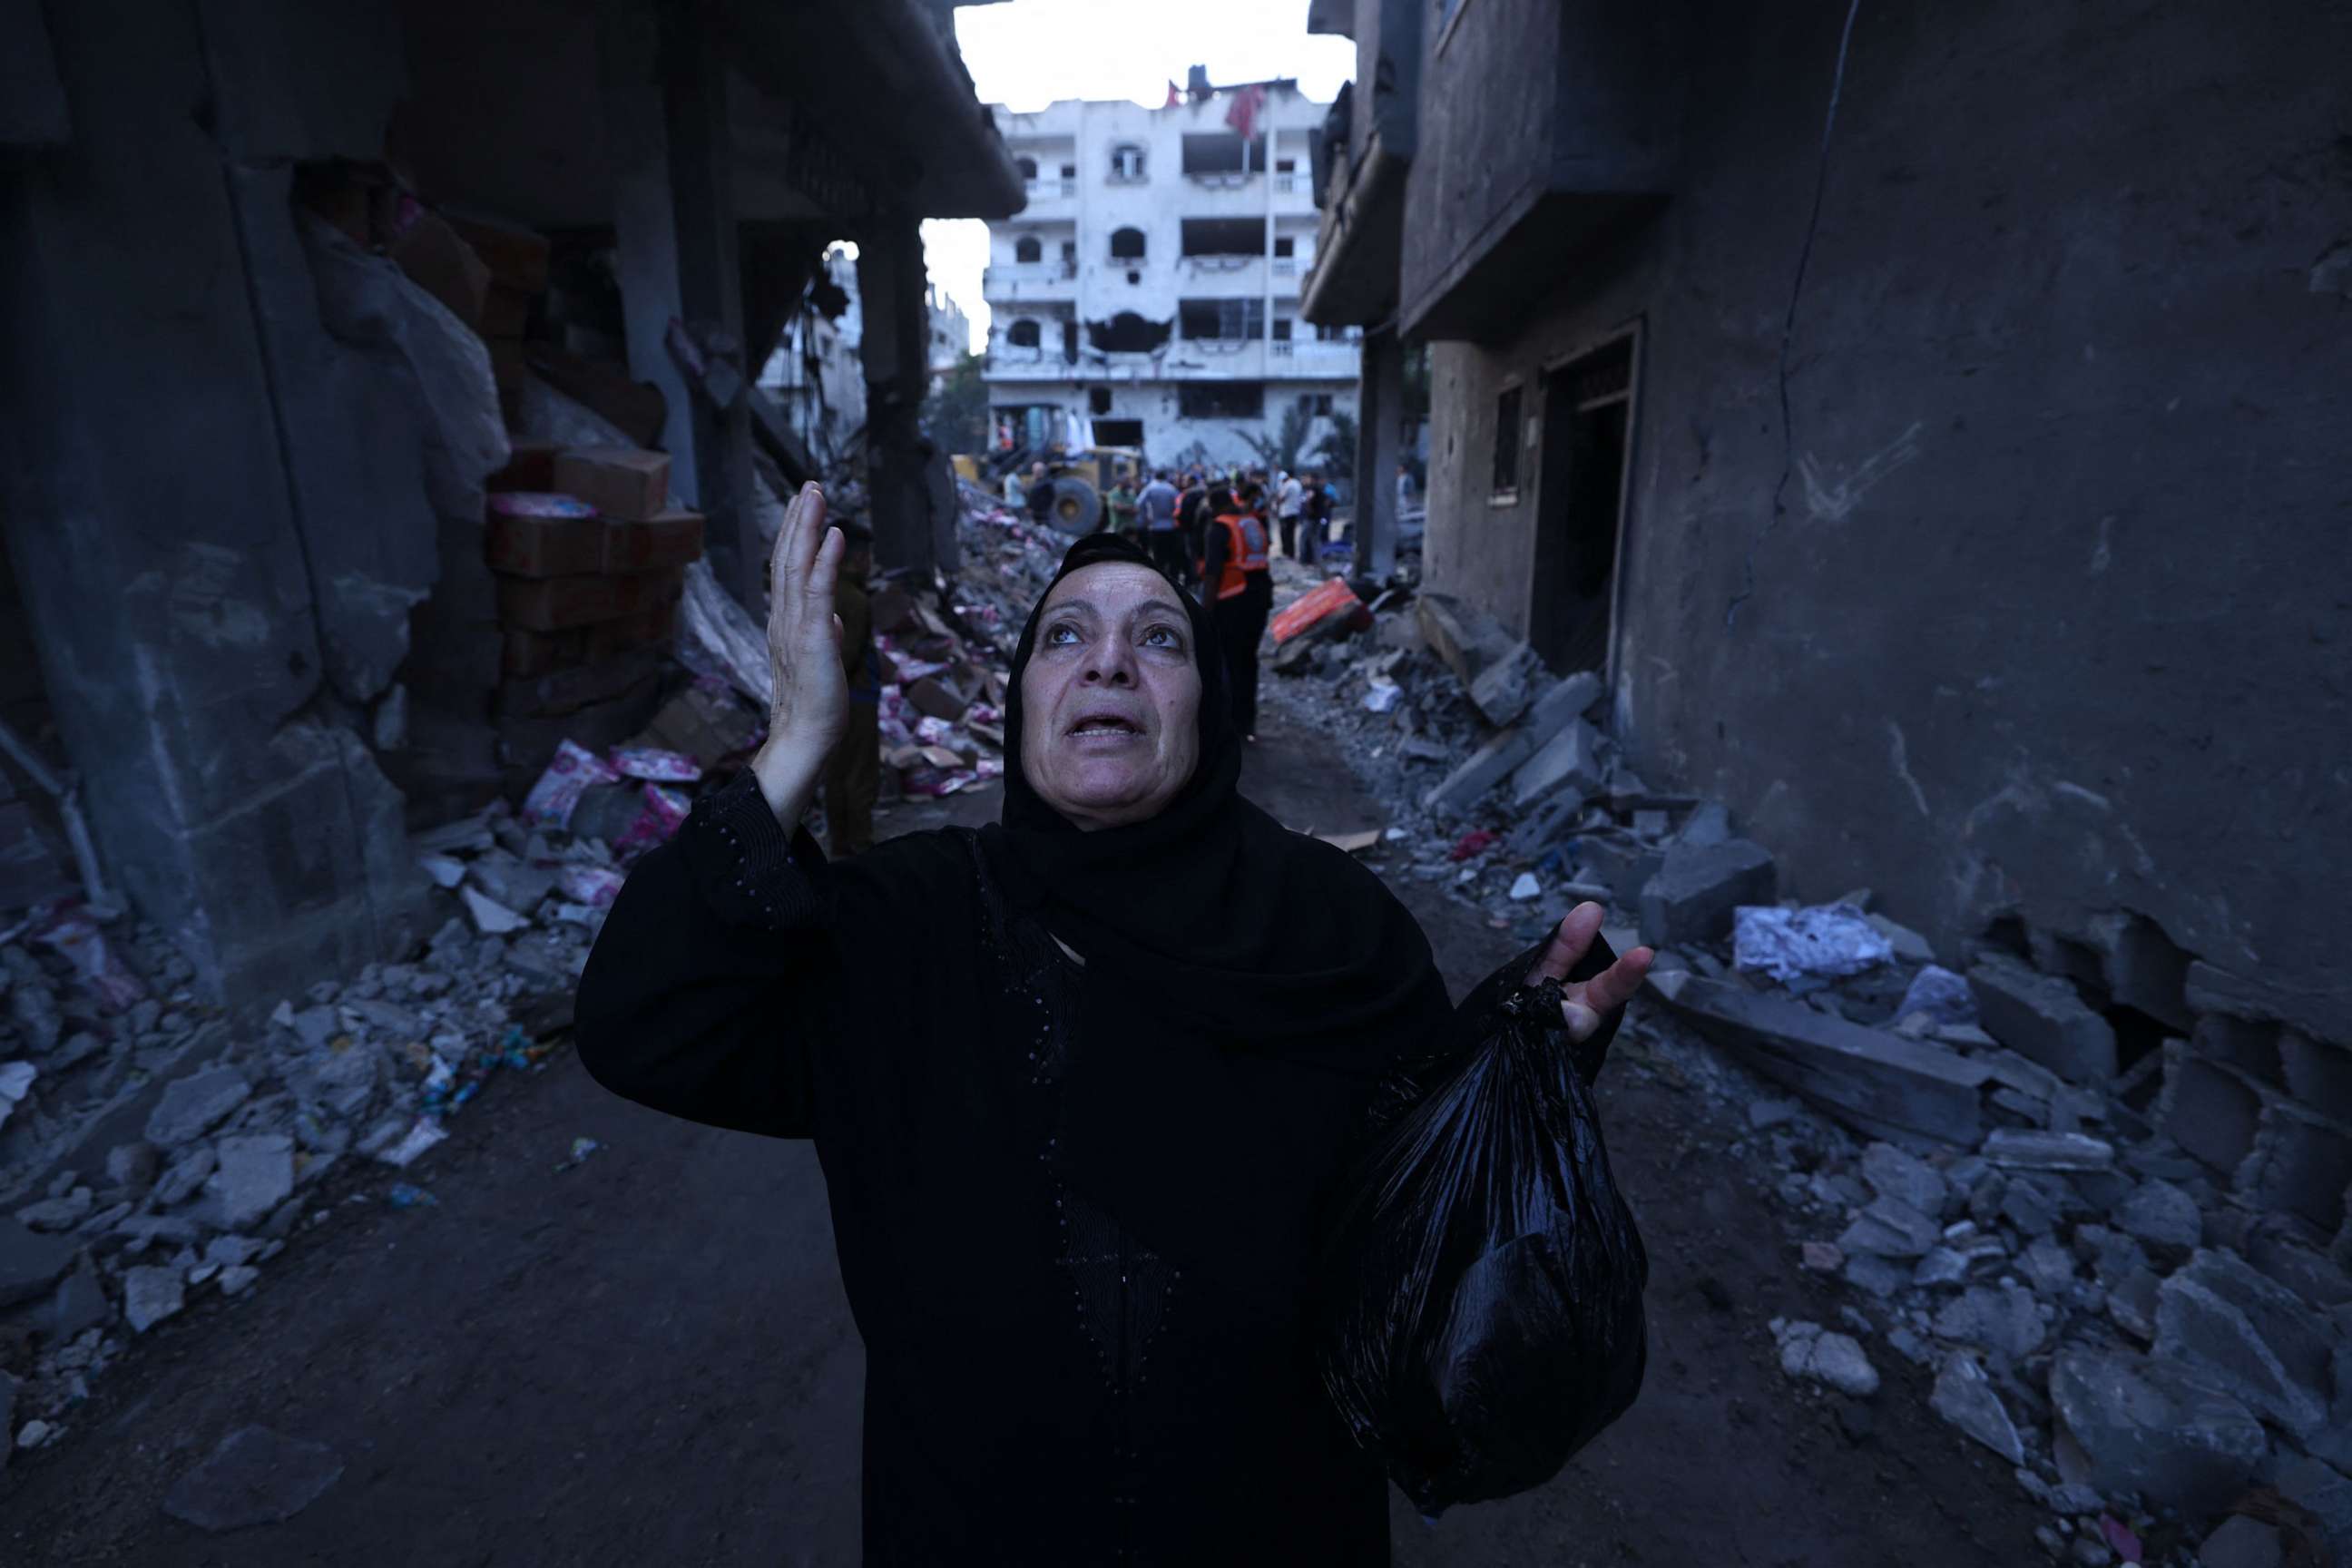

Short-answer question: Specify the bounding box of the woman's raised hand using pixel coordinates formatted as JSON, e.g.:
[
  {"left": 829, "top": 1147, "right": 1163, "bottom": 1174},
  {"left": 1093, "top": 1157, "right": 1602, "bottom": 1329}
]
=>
[
  {"left": 750, "top": 483, "right": 847, "bottom": 822},
  {"left": 1527, "top": 901, "right": 1654, "bottom": 1043}
]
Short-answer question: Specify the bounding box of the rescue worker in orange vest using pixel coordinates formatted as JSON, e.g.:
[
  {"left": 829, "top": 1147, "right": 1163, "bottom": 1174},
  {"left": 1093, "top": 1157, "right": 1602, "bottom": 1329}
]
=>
[{"left": 1199, "top": 484, "right": 1274, "bottom": 740}]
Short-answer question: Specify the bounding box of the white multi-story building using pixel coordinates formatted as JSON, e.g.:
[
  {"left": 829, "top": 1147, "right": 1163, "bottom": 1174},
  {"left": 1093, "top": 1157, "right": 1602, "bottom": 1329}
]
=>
[{"left": 981, "top": 83, "right": 1363, "bottom": 473}]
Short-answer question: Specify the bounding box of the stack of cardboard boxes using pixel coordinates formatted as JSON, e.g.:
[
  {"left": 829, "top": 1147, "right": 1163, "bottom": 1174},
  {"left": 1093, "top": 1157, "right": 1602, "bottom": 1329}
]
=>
[{"left": 482, "top": 444, "right": 705, "bottom": 788}]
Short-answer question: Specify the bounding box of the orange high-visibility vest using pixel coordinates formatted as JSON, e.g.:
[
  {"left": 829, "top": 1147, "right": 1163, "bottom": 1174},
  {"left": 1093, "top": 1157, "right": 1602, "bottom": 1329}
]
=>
[{"left": 1209, "top": 512, "right": 1270, "bottom": 601}]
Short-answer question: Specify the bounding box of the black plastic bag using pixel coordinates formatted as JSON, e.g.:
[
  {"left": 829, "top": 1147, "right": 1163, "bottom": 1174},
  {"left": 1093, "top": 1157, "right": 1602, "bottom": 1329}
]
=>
[{"left": 1317, "top": 953, "right": 1649, "bottom": 1516}]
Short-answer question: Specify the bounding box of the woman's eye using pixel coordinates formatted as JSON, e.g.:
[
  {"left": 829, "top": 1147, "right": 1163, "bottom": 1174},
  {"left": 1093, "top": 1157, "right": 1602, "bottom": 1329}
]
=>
[
  {"left": 1044, "top": 624, "right": 1078, "bottom": 645},
  {"left": 1144, "top": 626, "right": 1181, "bottom": 648}
]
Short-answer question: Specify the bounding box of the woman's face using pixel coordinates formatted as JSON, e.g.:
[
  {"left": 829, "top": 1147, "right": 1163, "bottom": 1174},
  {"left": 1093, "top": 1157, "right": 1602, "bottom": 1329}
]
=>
[{"left": 1019, "top": 563, "right": 1201, "bottom": 830}]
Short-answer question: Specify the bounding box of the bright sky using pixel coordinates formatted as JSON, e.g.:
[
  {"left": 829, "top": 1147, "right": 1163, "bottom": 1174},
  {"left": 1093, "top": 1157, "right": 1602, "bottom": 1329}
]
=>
[{"left": 920, "top": 0, "right": 1354, "bottom": 354}]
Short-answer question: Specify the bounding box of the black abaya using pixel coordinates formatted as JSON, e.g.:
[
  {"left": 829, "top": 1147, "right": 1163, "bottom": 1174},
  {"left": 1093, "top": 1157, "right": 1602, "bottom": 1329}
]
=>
[{"left": 575, "top": 533, "right": 1625, "bottom": 1564}]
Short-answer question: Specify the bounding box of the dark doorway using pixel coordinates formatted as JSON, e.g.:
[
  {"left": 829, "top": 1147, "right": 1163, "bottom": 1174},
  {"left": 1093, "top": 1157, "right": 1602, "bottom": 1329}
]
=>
[
  {"left": 1529, "top": 336, "right": 1633, "bottom": 676},
  {"left": 1094, "top": 418, "right": 1144, "bottom": 446}
]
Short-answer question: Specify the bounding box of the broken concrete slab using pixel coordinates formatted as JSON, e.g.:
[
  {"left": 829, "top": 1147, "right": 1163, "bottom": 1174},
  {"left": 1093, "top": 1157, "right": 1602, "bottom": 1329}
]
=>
[
  {"left": 1931, "top": 1353, "right": 2025, "bottom": 1464},
  {"left": 162, "top": 1425, "right": 344, "bottom": 1533},
  {"left": 2115, "top": 1177, "right": 2202, "bottom": 1250},
  {"left": 2151, "top": 1248, "right": 2337, "bottom": 1436},
  {"left": 1467, "top": 642, "right": 1547, "bottom": 729},
  {"left": 1980, "top": 1128, "right": 2115, "bottom": 1171},
  {"left": 1965, "top": 952, "right": 2117, "bottom": 1083},
  {"left": 1860, "top": 1142, "right": 1950, "bottom": 1218},
  {"left": 1422, "top": 728, "right": 1541, "bottom": 817},
  {"left": 122, "top": 1264, "right": 186, "bottom": 1333},
  {"left": 203, "top": 1134, "right": 295, "bottom": 1230},
  {"left": 2048, "top": 1346, "right": 2269, "bottom": 1517},
  {"left": 0, "top": 1217, "right": 76, "bottom": 1308},
  {"left": 143, "top": 1065, "right": 252, "bottom": 1150},
  {"left": 1638, "top": 838, "right": 1778, "bottom": 947},
  {"left": 1649, "top": 970, "right": 1991, "bottom": 1146},
  {"left": 1508, "top": 718, "right": 1605, "bottom": 810},
  {"left": 1933, "top": 1283, "right": 2048, "bottom": 1361},
  {"left": 1838, "top": 1194, "right": 1943, "bottom": 1259},
  {"left": 49, "top": 1251, "right": 110, "bottom": 1340}
]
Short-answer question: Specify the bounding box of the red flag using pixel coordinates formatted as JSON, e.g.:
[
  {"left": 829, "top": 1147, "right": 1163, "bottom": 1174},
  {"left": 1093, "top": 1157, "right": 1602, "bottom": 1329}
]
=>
[
  {"left": 1164, "top": 80, "right": 1181, "bottom": 110},
  {"left": 1223, "top": 83, "right": 1267, "bottom": 142}
]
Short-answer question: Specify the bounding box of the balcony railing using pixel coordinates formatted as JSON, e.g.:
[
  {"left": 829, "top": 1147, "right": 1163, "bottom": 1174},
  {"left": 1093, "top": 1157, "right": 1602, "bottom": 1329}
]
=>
[{"left": 1023, "top": 178, "right": 1077, "bottom": 199}]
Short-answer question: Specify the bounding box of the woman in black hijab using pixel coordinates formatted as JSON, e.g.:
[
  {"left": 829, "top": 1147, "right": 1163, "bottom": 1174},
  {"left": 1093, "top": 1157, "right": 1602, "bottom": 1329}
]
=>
[{"left": 575, "top": 484, "right": 1651, "bottom": 1565}]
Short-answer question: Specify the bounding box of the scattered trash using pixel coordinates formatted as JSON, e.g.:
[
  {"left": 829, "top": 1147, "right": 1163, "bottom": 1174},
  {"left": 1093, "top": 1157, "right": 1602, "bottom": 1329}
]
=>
[
  {"left": 608, "top": 747, "right": 701, "bottom": 784},
  {"left": 2099, "top": 1514, "right": 2143, "bottom": 1563},
  {"left": 373, "top": 1117, "right": 448, "bottom": 1170},
  {"left": 521, "top": 740, "right": 621, "bottom": 830},
  {"left": 1448, "top": 830, "right": 1497, "bottom": 862},
  {"left": 554, "top": 1135, "right": 602, "bottom": 1172},
  {"left": 385, "top": 1182, "right": 438, "bottom": 1209},
  {"left": 1508, "top": 872, "right": 1542, "bottom": 900},
  {"left": 1269, "top": 577, "right": 1366, "bottom": 645},
  {"left": 1730, "top": 902, "right": 1894, "bottom": 984}
]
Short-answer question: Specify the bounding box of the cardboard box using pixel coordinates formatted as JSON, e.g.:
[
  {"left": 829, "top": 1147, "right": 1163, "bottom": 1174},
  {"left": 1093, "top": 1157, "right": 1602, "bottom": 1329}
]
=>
[
  {"left": 905, "top": 677, "right": 968, "bottom": 722},
  {"left": 487, "top": 439, "right": 560, "bottom": 494},
  {"left": 500, "top": 598, "right": 679, "bottom": 676},
  {"left": 495, "top": 647, "right": 666, "bottom": 720},
  {"left": 388, "top": 210, "right": 491, "bottom": 329},
  {"left": 528, "top": 348, "right": 667, "bottom": 448},
  {"left": 554, "top": 446, "right": 671, "bottom": 522},
  {"left": 445, "top": 214, "right": 550, "bottom": 294},
  {"left": 487, "top": 507, "right": 703, "bottom": 579},
  {"left": 497, "top": 565, "right": 683, "bottom": 632}
]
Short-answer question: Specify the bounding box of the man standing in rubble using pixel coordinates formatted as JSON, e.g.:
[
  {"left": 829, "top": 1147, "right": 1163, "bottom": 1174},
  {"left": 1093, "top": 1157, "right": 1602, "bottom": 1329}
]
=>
[
  {"left": 1137, "top": 467, "right": 1184, "bottom": 587},
  {"left": 1273, "top": 467, "right": 1305, "bottom": 561},
  {"left": 819, "top": 521, "right": 881, "bottom": 857},
  {"left": 1200, "top": 485, "right": 1273, "bottom": 740}
]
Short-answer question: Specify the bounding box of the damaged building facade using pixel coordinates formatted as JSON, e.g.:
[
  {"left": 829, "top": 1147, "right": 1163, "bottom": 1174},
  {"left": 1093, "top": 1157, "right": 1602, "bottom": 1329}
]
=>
[
  {"left": 1304, "top": 2, "right": 2352, "bottom": 1259},
  {"left": 0, "top": 0, "right": 1018, "bottom": 1009},
  {"left": 982, "top": 84, "right": 1362, "bottom": 469},
  {"left": 759, "top": 245, "right": 973, "bottom": 473}
]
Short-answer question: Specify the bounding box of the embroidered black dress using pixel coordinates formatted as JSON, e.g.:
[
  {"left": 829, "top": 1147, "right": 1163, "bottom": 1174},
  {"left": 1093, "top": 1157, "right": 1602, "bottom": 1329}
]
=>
[{"left": 577, "top": 772, "right": 1415, "bottom": 1563}]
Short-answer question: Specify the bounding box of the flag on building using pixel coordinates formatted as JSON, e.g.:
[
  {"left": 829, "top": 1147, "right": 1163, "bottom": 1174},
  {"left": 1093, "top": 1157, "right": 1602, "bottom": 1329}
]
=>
[
  {"left": 1164, "top": 80, "right": 1182, "bottom": 110},
  {"left": 1223, "top": 83, "right": 1267, "bottom": 142}
]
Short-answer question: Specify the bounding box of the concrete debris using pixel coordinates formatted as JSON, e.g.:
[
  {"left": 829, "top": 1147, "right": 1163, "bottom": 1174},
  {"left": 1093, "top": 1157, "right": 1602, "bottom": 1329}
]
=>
[
  {"left": 1966, "top": 954, "right": 2118, "bottom": 1083},
  {"left": 1932, "top": 1354, "right": 2025, "bottom": 1463},
  {"left": 1840, "top": 1195, "right": 1945, "bottom": 1259},
  {"left": 1508, "top": 718, "right": 1606, "bottom": 811},
  {"left": 1860, "top": 1142, "right": 1950, "bottom": 1219},
  {"left": 204, "top": 1135, "right": 296, "bottom": 1230},
  {"left": 122, "top": 1264, "right": 186, "bottom": 1333},
  {"left": 142, "top": 1066, "right": 253, "bottom": 1151},
  {"left": 2048, "top": 1347, "right": 2268, "bottom": 1517},
  {"left": 2195, "top": 1516, "right": 2282, "bottom": 1568},
  {"left": 0, "top": 1217, "right": 76, "bottom": 1308},
  {"left": 1773, "top": 1318, "right": 1880, "bottom": 1396},
  {"left": 1895, "top": 965, "right": 1977, "bottom": 1028},
  {"left": 2113, "top": 1178, "right": 2202, "bottom": 1250},
  {"left": 1981, "top": 1129, "right": 2115, "bottom": 1171},
  {"left": 1732, "top": 903, "right": 1893, "bottom": 984},
  {"left": 1933, "top": 1283, "right": 2049, "bottom": 1360},
  {"left": 2151, "top": 1248, "right": 2337, "bottom": 1436},
  {"left": 162, "top": 1426, "right": 344, "bottom": 1533},
  {"left": 1638, "top": 839, "right": 1778, "bottom": 947}
]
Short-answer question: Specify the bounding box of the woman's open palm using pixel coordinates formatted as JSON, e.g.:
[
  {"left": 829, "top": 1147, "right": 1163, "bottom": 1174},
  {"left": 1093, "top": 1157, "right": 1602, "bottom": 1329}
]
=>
[{"left": 765, "top": 482, "right": 848, "bottom": 757}]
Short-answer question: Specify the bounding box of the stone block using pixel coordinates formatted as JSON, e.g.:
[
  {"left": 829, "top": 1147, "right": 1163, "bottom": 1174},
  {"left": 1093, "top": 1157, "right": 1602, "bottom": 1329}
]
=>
[
  {"left": 205, "top": 1134, "right": 296, "bottom": 1230},
  {"left": 1422, "top": 729, "right": 1539, "bottom": 817},
  {"left": 1980, "top": 1128, "right": 2114, "bottom": 1171},
  {"left": 2116, "top": 1178, "right": 2203, "bottom": 1250},
  {"left": 1965, "top": 952, "right": 2116, "bottom": 1083},
  {"left": 2048, "top": 1347, "right": 2268, "bottom": 1516},
  {"left": 122, "top": 1264, "right": 186, "bottom": 1334},
  {"left": 2157, "top": 1041, "right": 2266, "bottom": 1177},
  {"left": 2239, "top": 1102, "right": 2352, "bottom": 1232},
  {"left": 1466, "top": 642, "right": 1546, "bottom": 728},
  {"left": 1838, "top": 1195, "right": 1944, "bottom": 1259},
  {"left": 2192, "top": 1014, "right": 2286, "bottom": 1083},
  {"left": 0, "top": 1218, "right": 75, "bottom": 1309},
  {"left": 1933, "top": 1283, "right": 2048, "bottom": 1360},
  {"left": 1860, "top": 1142, "right": 1950, "bottom": 1218},
  {"left": 1509, "top": 718, "right": 1605, "bottom": 809},
  {"left": 1649, "top": 970, "right": 1990, "bottom": 1147},
  {"left": 2278, "top": 1029, "right": 2352, "bottom": 1123},
  {"left": 2152, "top": 1248, "right": 2334, "bottom": 1435},
  {"left": 1638, "top": 838, "right": 1778, "bottom": 947},
  {"left": 144, "top": 1067, "right": 252, "bottom": 1150},
  {"left": 1575, "top": 836, "right": 1665, "bottom": 906},
  {"left": 486, "top": 508, "right": 702, "bottom": 580},
  {"left": 1931, "top": 1354, "right": 2024, "bottom": 1464},
  {"left": 2196, "top": 1516, "right": 2282, "bottom": 1568},
  {"left": 2085, "top": 911, "right": 2192, "bottom": 1032}
]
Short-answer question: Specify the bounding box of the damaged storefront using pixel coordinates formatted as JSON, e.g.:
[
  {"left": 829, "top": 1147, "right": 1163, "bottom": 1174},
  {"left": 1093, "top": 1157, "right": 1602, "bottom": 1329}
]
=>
[{"left": 0, "top": 0, "right": 1020, "bottom": 1015}]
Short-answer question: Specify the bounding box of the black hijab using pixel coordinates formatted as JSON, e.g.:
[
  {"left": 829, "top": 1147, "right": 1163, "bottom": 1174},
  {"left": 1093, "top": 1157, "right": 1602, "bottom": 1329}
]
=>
[{"left": 978, "top": 533, "right": 1453, "bottom": 1295}]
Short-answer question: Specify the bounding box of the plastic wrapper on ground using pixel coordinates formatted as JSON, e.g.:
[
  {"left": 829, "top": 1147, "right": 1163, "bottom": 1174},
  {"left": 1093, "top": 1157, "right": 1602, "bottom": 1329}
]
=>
[
  {"left": 521, "top": 740, "right": 620, "bottom": 829},
  {"left": 1731, "top": 901, "right": 1893, "bottom": 983},
  {"left": 1318, "top": 968, "right": 1649, "bottom": 1516}
]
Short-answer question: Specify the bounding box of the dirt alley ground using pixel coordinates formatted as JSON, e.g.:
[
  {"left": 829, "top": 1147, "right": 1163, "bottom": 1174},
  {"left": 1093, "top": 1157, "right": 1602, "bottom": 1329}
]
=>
[{"left": 1, "top": 704, "right": 2052, "bottom": 1566}]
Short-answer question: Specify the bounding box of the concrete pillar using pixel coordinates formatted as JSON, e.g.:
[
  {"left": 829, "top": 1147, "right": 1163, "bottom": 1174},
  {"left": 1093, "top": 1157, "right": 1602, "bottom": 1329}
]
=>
[
  {"left": 599, "top": 0, "right": 701, "bottom": 515},
  {"left": 659, "top": 0, "right": 760, "bottom": 606},
  {"left": 858, "top": 211, "right": 956, "bottom": 577},
  {"left": 0, "top": 0, "right": 428, "bottom": 1007},
  {"left": 1357, "top": 326, "right": 1404, "bottom": 581}
]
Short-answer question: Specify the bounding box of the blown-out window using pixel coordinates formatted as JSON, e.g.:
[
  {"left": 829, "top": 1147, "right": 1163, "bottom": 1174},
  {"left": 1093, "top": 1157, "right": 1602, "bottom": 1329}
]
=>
[
  {"left": 1006, "top": 318, "right": 1042, "bottom": 348},
  {"left": 1014, "top": 235, "right": 1043, "bottom": 264},
  {"left": 1110, "top": 143, "right": 1146, "bottom": 181},
  {"left": 1109, "top": 227, "right": 1147, "bottom": 260}
]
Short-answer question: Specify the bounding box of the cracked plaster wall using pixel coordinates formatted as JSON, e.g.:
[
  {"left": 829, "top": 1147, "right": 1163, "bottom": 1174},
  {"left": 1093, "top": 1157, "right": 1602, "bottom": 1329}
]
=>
[{"left": 1422, "top": 0, "right": 2352, "bottom": 1045}]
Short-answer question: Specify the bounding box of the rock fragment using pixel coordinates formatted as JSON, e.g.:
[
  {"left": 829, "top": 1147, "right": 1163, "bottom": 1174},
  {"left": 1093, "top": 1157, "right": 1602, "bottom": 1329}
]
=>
[{"left": 162, "top": 1426, "right": 344, "bottom": 1532}]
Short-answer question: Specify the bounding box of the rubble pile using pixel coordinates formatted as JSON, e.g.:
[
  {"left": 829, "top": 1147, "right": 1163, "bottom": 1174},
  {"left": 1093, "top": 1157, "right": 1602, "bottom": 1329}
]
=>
[{"left": 1262, "top": 573, "right": 2352, "bottom": 1567}]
